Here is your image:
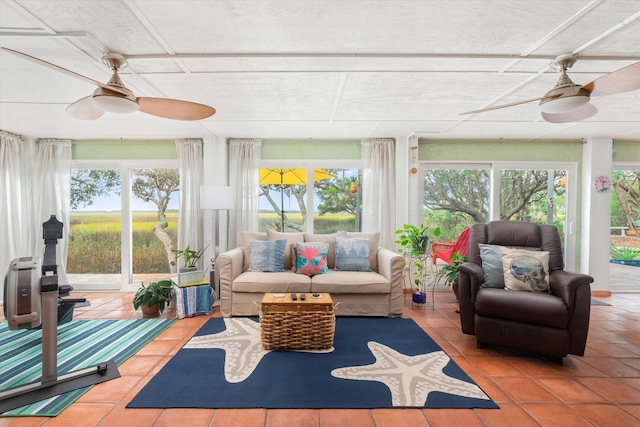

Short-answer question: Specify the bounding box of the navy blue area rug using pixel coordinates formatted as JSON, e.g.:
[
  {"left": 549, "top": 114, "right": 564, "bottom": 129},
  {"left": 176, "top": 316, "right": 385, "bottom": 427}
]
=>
[{"left": 127, "top": 317, "right": 497, "bottom": 409}]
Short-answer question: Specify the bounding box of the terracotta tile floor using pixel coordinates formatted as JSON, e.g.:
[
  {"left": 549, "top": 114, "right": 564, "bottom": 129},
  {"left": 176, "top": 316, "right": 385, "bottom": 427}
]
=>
[{"left": 1, "top": 291, "right": 640, "bottom": 427}]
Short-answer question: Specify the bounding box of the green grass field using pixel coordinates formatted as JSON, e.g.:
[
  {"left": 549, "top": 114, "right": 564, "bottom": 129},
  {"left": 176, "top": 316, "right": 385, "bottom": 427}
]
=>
[
  {"left": 68, "top": 211, "right": 356, "bottom": 274},
  {"left": 68, "top": 212, "right": 178, "bottom": 274}
]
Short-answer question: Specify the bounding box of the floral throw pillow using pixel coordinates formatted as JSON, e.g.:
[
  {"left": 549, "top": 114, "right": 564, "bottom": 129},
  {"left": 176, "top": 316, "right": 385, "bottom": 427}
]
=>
[
  {"left": 248, "top": 239, "right": 286, "bottom": 272},
  {"left": 334, "top": 237, "right": 371, "bottom": 272},
  {"left": 295, "top": 242, "right": 329, "bottom": 276}
]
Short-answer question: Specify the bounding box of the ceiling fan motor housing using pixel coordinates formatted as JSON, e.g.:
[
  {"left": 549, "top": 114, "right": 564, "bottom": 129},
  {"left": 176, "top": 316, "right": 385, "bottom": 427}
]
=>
[
  {"left": 538, "top": 69, "right": 591, "bottom": 114},
  {"left": 91, "top": 69, "right": 140, "bottom": 114},
  {"left": 539, "top": 56, "right": 591, "bottom": 114}
]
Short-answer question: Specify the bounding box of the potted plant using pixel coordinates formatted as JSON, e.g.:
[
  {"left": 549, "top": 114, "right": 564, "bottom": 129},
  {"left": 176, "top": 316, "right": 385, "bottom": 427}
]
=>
[
  {"left": 395, "top": 225, "right": 441, "bottom": 304},
  {"left": 172, "top": 245, "right": 207, "bottom": 272},
  {"left": 610, "top": 243, "right": 640, "bottom": 267},
  {"left": 395, "top": 224, "right": 440, "bottom": 255},
  {"left": 439, "top": 253, "right": 467, "bottom": 301},
  {"left": 133, "top": 280, "right": 173, "bottom": 318}
]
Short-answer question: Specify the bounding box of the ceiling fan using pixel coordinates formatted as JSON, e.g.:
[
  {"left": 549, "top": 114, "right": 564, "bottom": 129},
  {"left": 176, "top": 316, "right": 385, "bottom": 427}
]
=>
[
  {"left": 1, "top": 47, "right": 215, "bottom": 121},
  {"left": 461, "top": 54, "right": 640, "bottom": 123}
]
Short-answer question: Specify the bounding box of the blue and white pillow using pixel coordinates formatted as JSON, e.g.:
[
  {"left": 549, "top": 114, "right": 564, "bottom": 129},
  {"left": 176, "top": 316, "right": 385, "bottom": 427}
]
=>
[
  {"left": 248, "top": 239, "right": 286, "bottom": 272},
  {"left": 334, "top": 237, "right": 371, "bottom": 272}
]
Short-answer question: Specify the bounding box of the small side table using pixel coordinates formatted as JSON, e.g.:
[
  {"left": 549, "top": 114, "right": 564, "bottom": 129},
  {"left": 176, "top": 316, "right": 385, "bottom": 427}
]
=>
[
  {"left": 404, "top": 252, "right": 437, "bottom": 309},
  {"left": 170, "top": 279, "right": 213, "bottom": 319}
]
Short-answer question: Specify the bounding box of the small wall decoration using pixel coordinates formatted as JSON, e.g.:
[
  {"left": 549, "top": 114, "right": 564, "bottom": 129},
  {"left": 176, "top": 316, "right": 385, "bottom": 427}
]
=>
[{"left": 594, "top": 175, "right": 611, "bottom": 193}]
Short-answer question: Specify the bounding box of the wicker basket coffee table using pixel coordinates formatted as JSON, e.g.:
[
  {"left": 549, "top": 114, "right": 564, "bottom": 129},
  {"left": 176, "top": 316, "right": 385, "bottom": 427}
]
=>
[{"left": 259, "top": 293, "right": 335, "bottom": 350}]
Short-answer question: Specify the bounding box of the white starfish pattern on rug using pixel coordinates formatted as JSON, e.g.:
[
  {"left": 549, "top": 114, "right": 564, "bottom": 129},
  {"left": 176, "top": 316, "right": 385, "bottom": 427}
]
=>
[
  {"left": 331, "top": 341, "right": 491, "bottom": 406},
  {"left": 184, "top": 318, "right": 269, "bottom": 383}
]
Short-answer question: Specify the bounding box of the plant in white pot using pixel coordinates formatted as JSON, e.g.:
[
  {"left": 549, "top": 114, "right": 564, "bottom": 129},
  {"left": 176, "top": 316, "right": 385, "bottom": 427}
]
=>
[{"left": 172, "top": 245, "right": 207, "bottom": 272}]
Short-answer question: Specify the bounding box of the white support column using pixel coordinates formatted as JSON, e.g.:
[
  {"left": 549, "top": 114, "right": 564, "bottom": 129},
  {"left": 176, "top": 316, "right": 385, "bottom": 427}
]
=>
[
  {"left": 394, "top": 135, "right": 412, "bottom": 250},
  {"left": 402, "top": 135, "right": 419, "bottom": 226},
  {"left": 581, "top": 137, "right": 612, "bottom": 294}
]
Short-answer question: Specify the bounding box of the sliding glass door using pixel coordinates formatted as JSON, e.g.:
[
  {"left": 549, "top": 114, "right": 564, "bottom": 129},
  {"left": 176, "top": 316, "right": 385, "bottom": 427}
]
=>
[
  {"left": 68, "top": 161, "right": 179, "bottom": 289},
  {"left": 422, "top": 162, "right": 577, "bottom": 269}
]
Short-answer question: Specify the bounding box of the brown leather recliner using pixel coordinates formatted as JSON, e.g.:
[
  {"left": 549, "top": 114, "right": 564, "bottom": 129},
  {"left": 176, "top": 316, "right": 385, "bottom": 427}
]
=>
[{"left": 458, "top": 221, "right": 593, "bottom": 360}]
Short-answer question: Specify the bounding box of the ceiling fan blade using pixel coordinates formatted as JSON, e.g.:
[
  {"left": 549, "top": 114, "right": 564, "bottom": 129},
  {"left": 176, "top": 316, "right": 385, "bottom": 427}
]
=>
[
  {"left": 65, "top": 96, "right": 105, "bottom": 120},
  {"left": 1, "top": 47, "right": 130, "bottom": 97},
  {"left": 584, "top": 62, "right": 640, "bottom": 97},
  {"left": 541, "top": 103, "right": 598, "bottom": 123},
  {"left": 138, "top": 97, "right": 216, "bottom": 120},
  {"left": 460, "top": 94, "right": 562, "bottom": 115}
]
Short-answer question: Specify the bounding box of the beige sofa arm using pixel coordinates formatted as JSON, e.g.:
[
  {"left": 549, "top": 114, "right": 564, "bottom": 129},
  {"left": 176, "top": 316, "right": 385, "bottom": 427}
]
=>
[
  {"left": 216, "top": 247, "right": 244, "bottom": 317},
  {"left": 377, "top": 248, "right": 406, "bottom": 317}
]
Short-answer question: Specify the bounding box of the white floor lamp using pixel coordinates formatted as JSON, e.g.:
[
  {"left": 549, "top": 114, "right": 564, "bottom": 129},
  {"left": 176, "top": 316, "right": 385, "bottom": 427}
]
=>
[{"left": 200, "top": 186, "right": 234, "bottom": 297}]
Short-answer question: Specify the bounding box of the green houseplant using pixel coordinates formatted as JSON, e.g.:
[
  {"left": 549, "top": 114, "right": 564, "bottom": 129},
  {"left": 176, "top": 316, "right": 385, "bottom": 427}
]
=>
[
  {"left": 610, "top": 243, "right": 640, "bottom": 267},
  {"left": 172, "top": 244, "right": 208, "bottom": 272},
  {"left": 395, "top": 224, "right": 441, "bottom": 303},
  {"left": 439, "top": 253, "right": 467, "bottom": 301},
  {"left": 395, "top": 224, "right": 440, "bottom": 255},
  {"left": 133, "top": 280, "right": 172, "bottom": 318}
]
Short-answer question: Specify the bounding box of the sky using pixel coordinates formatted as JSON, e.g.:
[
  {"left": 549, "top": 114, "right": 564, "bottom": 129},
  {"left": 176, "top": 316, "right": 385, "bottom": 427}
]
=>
[{"left": 74, "top": 188, "right": 304, "bottom": 212}]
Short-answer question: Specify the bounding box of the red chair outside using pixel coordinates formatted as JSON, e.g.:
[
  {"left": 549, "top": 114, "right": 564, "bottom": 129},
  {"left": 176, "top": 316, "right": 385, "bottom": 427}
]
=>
[{"left": 432, "top": 228, "right": 471, "bottom": 264}]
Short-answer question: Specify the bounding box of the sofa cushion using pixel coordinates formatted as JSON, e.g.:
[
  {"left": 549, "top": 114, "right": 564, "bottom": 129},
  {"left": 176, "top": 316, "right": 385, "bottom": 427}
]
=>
[
  {"left": 267, "top": 230, "right": 304, "bottom": 270},
  {"left": 500, "top": 247, "right": 550, "bottom": 293},
  {"left": 232, "top": 271, "right": 311, "bottom": 293},
  {"left": 346, "top": 231, "right": 380, "bottom": 272},
  {"left": 295, "top": 242, "right": 329, "bottom": 276},
  {"left": 334, "top": 237, "right": 372, "bottom": 271},
  {"left": 248, "top": 239, "right": 287, "bottom": 272},
  {"left": 303, "top": 231, "right": 347, "bottom": 268},
  {"left": 475, "top": 288, "right": 569, "bottom": 329},
  {"left": 241, "top": 231, "right": 267, "bottom": 272},
  {"left": 311, "top": 270, "right": 390, "bottom": 294},
  {"left": 479, "top": 244, "right": 505, "bottom": 289}
]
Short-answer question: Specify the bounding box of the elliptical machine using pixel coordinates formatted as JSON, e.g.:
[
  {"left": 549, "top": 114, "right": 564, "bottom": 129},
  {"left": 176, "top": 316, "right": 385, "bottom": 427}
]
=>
[{"left": 1, "top": 216, "right": 120, "bottom": 413}]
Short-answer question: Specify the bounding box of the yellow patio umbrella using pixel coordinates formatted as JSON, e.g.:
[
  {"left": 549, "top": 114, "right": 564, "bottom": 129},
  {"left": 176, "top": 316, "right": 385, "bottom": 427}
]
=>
[{"left": 259, "top": 168, "right": 335, "bottom": 230}]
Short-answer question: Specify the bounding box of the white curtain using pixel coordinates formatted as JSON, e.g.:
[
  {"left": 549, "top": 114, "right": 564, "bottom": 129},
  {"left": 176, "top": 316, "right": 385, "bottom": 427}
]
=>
[
  {"left": 228, "top": 138, "right": 262, "bottom": 248},
  {"left": 1, "top": 131, "right": 28, "bottom": 289},
  {"left": 176, "top": 138, "right": 204, "bottom": 268},
  {"left": 361, "top": 138, "right": 396, "bottom": 249},
  {"left": 34, "top": 139, "right": 73, "bottom": 284}
]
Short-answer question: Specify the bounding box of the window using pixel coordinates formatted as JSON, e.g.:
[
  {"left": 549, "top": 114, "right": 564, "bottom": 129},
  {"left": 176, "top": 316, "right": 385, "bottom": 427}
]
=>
[
  {"left": 422, "top": 162, "right": 577, "bottom": 269},
  {"left": 610, "top": 165, "right": 640, "bottom": 291},
  {"left": 258, "top": 165, "right": 362, "bottom": 234},
  {"left": 68, "top": 161, "right": 179, "bottom": 289},
  {"left": 422, "top": 166, "right": 489, "bottom": 242},
  {"left": 68, "top": 168, "right": 122, "bottom": 286}
]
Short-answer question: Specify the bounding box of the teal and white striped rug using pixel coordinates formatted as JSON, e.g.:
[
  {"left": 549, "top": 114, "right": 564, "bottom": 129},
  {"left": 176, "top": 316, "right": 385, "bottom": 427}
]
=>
[{"left": 1, "top": 318, "right": 175, "bottom": 417}]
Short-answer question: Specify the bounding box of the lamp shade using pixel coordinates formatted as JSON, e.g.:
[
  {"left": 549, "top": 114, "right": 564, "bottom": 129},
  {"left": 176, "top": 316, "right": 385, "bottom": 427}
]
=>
[{"left": 200, "top": 186, "right": 234, "bottom": 210}]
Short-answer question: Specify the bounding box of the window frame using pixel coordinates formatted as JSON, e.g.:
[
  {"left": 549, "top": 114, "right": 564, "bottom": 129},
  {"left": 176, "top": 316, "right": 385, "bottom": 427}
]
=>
[
  {"left": 420, "top": 161, "right": 578, "bottom": 270},
  {"left": 259, "top": 159, "right": 362, "bottom": 233},
  {"left": 71, "top": 159, "right": 178, "bottom": 288}
]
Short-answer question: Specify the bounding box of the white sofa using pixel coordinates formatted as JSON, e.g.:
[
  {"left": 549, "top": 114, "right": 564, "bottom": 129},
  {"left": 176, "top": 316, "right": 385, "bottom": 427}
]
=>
[{"left": 217, "top": 230, "right": 405, "bottom": 317}]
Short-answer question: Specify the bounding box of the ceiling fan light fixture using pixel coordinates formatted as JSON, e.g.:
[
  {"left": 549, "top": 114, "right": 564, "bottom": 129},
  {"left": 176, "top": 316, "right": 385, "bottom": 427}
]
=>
[
  {"left": 92, "top": 87, "right": 139, "bottom": 114},
  {"left": 538, "top": 94, "right": 590, "bottom": 114},
  {"left": 93, "top": 94, "right": 139, "bottom": 114}
]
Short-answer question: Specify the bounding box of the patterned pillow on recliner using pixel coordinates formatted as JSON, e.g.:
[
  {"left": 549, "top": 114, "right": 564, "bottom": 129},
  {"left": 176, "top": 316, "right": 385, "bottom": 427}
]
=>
[{"left": 499, "top": 247, "right": 550, "bottom": 293}]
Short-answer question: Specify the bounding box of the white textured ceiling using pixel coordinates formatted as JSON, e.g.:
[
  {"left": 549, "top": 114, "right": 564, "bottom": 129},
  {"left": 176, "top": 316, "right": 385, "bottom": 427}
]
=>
[{"left": 0, "top": 0, "right": 639, "bottom": 141}]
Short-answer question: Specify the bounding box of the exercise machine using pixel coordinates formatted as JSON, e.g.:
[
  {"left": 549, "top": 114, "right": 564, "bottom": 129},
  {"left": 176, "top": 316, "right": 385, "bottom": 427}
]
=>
[{"left": 0, "top": 215, "right": 120, "bottom": 413}]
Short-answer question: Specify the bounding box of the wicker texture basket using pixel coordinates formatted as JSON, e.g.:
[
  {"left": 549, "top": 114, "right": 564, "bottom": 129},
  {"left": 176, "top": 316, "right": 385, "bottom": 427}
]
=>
[{"left": 259, "top": 305, "right": 335, "bottom": 350}]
